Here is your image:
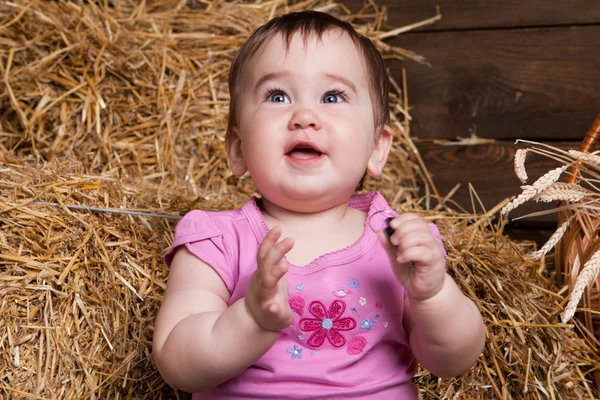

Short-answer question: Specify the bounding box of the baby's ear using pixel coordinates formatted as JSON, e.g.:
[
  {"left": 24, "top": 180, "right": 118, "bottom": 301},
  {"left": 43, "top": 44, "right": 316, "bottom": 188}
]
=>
[
  {"left": 367, "top": 125, "right": 393, "bottom": 177},
  {"left": 225, "top": 128, "right": 248, "bottom": 176}
]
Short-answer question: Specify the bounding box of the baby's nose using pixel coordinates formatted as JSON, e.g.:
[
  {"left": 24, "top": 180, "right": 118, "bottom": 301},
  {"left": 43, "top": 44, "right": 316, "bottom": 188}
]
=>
[{"left": 288, "top": 107, "right": 321, "bottom": 131}]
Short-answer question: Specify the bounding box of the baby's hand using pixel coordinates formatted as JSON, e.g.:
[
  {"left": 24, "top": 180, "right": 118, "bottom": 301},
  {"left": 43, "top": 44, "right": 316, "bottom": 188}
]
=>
[
  {"left": 379, "top": 213, "right": 446, "bottom": 301},
  {"left": 246, "top": 226, "right": 294, "bottom": 332}
]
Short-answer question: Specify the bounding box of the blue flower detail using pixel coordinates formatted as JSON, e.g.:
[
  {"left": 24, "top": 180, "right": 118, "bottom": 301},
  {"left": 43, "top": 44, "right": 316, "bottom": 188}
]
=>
[
  {"left": 312, "top": 351, "right": 317, "bottom": 357},
  {"left": 351, "top": 307, "right": 357, "bottom": 313},
  {"left": 360, "top": 318, "right": 374, "bottom": 330},
  {"left": 296, "top": 284, "right": 304, "bottom": 291},
  {"left": 287, "top": 345, "right": 303, "bottom": 359},
  {"left": 346, "top": 278, "right": 360, "bottom": 289}
]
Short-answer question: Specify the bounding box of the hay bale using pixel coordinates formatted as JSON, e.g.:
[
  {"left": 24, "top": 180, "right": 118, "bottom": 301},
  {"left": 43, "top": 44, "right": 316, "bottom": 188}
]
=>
[{"left": 1, "top": 1, "right": 599, "bottom": 399}]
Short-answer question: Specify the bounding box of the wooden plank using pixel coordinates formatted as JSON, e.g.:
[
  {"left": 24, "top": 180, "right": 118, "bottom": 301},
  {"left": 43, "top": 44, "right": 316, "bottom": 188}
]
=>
[
  {"left": 502, "top": 220, "right": 556, "bottom": 247},
  {"left": 413, "top": 140, "right": 581, "bottom": 225},
  {"left": 342, "top": 0, "right": 600, "bottom": 31},
  {"left": 387, "top": 25, "right": 600, "bottom": 141}
]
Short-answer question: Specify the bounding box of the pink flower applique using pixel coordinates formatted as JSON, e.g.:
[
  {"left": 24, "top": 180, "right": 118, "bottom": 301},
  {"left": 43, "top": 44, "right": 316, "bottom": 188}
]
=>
[
  {"left": 289, "top": 296, "right": 305, "bottom": 315},
  {"left": 298, "top": 300, "right": 357, "bottom": 349}
]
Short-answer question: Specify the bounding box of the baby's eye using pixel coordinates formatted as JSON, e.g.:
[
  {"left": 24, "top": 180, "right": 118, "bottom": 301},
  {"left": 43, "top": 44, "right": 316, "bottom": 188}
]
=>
[
  {"left": 267, "top": 91, "right": 291, "bottom": 104},
  {"left": 322, "top": 92, "right": 346, "bottom": 104}
]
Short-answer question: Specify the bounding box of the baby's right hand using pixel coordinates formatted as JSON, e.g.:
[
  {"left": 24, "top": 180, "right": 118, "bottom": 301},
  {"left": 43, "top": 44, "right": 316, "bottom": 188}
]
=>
[{"left": 245, "top": 226, "right": 294, "bottom": 332}]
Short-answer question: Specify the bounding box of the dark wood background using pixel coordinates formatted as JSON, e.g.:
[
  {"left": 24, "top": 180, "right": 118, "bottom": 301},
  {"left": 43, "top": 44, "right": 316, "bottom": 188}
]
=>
[{"left": 345, "top": 0, "right": 600, "bottom": 245}]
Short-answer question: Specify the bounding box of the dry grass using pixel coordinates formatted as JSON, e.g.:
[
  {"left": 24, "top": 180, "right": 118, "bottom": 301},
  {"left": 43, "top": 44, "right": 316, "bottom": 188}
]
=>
[{"left": 1, "top": 1, "right": 599, "bottom": 399}]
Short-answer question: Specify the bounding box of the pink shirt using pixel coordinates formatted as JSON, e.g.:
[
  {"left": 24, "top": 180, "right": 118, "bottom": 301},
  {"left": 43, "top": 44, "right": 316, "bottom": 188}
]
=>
[{"left": 165, "top": 192, "right": 445, "bottom": 399}]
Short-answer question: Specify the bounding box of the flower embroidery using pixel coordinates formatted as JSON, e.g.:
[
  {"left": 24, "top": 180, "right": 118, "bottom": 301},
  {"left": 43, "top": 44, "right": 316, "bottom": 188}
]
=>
[
  {"left": 360, "top": 318, "right": 374, "bottom": 330},
  {"left": 346, "top": 278, "right": 360, "bottom": 289},
  {"left": 287, "top": 345, "right": 303, "bottom": 359},
  {"left": 360, "top": 314, "right": 379, "bottom": 330},
  {"left": 359, "top": 297, "right": 367, "bottom": 306},
  {"left": 289, "top": 296, "right": 305, "bottom": 315},
  {"left": 298, "top": 300, "right": 357, "bottom": 349},
  {"left": 347, "top": 335, "right": 367, "bottom": 355}
]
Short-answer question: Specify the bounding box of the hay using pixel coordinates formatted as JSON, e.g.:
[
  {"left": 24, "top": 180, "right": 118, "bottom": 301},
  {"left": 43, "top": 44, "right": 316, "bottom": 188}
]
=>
[{"left": 1, "top": 0, "right": 599, "bottom": 399}]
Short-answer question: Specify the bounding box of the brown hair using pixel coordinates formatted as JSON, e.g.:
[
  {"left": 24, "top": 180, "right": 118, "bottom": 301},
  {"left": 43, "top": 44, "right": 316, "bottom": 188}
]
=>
[{"left": 226, "top": 10, "right": 390, "bottom": 137}]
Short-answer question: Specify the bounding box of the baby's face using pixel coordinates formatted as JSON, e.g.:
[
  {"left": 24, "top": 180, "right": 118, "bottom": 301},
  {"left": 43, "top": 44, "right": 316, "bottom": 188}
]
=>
[{"left": 231, "top": 30, "right": 383, "bottom": 212}]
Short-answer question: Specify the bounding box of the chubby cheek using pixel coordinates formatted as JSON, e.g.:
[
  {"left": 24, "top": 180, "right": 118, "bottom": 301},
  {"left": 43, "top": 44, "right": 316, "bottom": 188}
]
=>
[
  {"left": 241, "top": 136, "right": 272, "bottom": 170},
  {"left": 240, "top": 130, "right": 283, "bottom": 177},
  {"left": 336, "top": 124, "right": 374, "bottom": 158}
]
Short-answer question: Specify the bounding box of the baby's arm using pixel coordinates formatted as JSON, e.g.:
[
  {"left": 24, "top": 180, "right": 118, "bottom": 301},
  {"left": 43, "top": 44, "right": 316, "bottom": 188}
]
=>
[
  {"left": 153, "top": 227, "right": 294, "bottom": 392},
  {"left": 404, "top": 274, "right": 485, "bottom": 378},
  {"left": 381, "top": 214, "right": 486, "bottom": 378}
]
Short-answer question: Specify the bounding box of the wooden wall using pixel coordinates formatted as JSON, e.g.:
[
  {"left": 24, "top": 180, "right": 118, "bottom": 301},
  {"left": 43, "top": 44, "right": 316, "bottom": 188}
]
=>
[{"left": 345, "top": 0, "right": 600, "bottom": 244}]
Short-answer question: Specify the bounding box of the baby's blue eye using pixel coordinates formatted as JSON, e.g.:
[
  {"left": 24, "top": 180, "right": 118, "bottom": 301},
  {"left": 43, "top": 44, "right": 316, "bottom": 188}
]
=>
[
  {"left": 322, "top": 92, "right": 345, "bottom": 103},
  {"left": 268, "top": 92, "right": 290, "bottom": 103}
]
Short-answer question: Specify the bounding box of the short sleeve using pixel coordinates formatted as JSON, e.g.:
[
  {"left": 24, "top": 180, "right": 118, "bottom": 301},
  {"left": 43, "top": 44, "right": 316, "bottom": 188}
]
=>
[{"left": 164, "top": 210, "right": 235, "bottom": 292}]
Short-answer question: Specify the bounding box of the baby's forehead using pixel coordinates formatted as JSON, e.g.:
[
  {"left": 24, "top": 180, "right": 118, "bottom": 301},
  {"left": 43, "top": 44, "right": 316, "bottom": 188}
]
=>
[
  {"left": 260, "top": 28, "right": 360, "bottom": 56},
  {"left": 245, "top": 29, "right": 369, "bottom": 82}
]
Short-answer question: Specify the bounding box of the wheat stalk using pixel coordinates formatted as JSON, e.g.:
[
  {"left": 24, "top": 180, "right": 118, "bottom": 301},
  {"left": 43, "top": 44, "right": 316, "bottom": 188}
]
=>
[
  {"left": 561, "top": 248, "right": 600, "bottom": 323},
  {"left": 507, "top": 141, "right": 600, "bottom": 324},
  {"left": 501, "top": 165, "right": 568, "bottom": 215},
  {"left": 532, "top": 182, "right": 593, "bottom": 203},
  {"left": 530, "top": 214, "right": 575, "bottom": 260},
  {"left": 568, "top": 149, "right": 600, "bottom": 167},
  {"left": 514, "top": 148, "right": 528, "bottom": 183}
]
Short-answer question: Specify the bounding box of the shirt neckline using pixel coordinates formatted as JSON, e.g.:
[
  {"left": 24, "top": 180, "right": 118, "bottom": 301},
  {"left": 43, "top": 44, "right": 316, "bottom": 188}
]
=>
[{"left": 241, "top": 192, "right": 395, "bottom": 275}]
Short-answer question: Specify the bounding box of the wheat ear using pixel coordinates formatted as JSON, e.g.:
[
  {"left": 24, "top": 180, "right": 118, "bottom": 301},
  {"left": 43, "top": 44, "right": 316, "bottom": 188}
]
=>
[
  {"left": 501, "top": 165, "right": 568, "bottom": 215},
  {"left": 532, "top": 182, "right": 593, "bottom": 203},
  {"left": 530, "top": 214, "right": 575, "bottom": 260},
  {"left": 568, "top": 149, "right": 600, "bottom": 166},
  {"left": 514, "top": 149, "right": 528, "bottom": 183},
  {"left": 561, "top": 248, "right": 600, "bottom": 323}
]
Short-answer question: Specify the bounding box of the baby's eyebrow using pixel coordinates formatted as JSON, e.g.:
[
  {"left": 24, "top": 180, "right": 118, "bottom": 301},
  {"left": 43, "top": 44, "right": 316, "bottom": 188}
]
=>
[
  {"left": 322, "top": 73, "right": 357, "bottom": 95},
  {"left": 253, "top": 71, "right": 291, "bottom": 92},
  {"left": 252, "top": 71, "right": 358, "bottom": 95}
]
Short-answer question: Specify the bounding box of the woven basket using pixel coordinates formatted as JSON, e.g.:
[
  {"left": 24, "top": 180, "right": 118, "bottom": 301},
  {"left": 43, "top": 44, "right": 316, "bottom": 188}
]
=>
[{"left": 554, "top": 113, "right": 600, "bottom": 391}]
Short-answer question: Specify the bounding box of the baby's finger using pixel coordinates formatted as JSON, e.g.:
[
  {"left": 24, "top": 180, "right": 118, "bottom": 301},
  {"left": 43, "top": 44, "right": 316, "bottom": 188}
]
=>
[
  {"left": 259, "top": 237, "right": 294, "bottom": 288},
  {"left": 395, "top": 245, "right": 435, "bottom": 267},
  {"left": 378, "top": 229, "right": 399, "bottom": 263},
  {"left": 388, "top": 219, "right": 429, "bottom": 246},
  {"left": 257, "top": 226, "right": 283, "bottom": 261},
  {"left": 388, "top": 213, "right": 422, "bottom": 228},
  {"left": 393, "top": 232, "right": 434, "bottom": 253},
  {"left": 263, "top": 236, "right": 294, "bottom": 269}
]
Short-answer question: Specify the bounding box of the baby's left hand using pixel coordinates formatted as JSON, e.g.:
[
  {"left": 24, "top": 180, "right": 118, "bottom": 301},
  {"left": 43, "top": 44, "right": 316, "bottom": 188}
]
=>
[{"left": 379, "top": 213, "right": 446, "bottom": 302}]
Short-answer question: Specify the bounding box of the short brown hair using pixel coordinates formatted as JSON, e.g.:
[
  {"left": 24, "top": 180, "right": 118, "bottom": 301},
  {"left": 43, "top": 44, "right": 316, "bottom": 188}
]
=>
[{"left": 226, "top": 10, "right": 390, "bottom": 137}]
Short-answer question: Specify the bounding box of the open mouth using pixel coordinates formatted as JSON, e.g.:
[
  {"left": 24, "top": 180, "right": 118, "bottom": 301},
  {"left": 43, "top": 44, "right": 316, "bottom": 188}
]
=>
[{"left": 286, "top": 143, "right": 323, "bottom": 160}]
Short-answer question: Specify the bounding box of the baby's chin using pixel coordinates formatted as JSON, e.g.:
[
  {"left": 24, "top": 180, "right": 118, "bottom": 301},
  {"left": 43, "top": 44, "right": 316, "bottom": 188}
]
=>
[{"left": 260, "top": 186, "right": 357, "bottom": 213}]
